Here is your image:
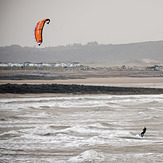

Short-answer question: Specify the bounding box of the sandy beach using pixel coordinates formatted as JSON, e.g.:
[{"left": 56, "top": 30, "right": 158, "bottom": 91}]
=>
[{"left": 0, "top": 77, "right": 163, "bottom": 88}]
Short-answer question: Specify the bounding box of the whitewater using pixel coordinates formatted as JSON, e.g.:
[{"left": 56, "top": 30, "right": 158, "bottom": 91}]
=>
[{"left": 0, "top": 94, "right": 163, "bottom": 162}]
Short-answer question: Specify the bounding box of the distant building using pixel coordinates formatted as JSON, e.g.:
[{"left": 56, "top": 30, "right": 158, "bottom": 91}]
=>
[
  {"left": 23, "top": 62, "right": 31, "bottom": 67},
  {"left": 0, "top": 63, "right": 8, "bottom": 67},
  {"left": 0, "top": 62, "right": 80, "bottom": 68},
  {"left": 121, "top": 65, "right": 126, "bottom": 70},
  {"left": 146, "top": 65, "right": 163, "bottom": 71}
]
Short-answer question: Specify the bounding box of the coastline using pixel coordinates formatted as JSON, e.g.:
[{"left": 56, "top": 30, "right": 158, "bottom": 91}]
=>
[
  {"left": 1, "top": 77, "right": 163, "bottom": 97},
  {"left": 0, "top": 77, "right": 163, "bottom": 88}
]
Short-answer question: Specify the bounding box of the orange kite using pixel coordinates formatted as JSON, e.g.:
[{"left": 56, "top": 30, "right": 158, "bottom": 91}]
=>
[{"left": 34, "top": 19, "right": 50, "bottom": 46}]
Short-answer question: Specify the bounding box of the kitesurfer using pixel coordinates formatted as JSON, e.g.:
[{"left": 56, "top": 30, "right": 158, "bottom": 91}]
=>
[{"left": 141, "top": 127, "right": 146, "bottom": 137}]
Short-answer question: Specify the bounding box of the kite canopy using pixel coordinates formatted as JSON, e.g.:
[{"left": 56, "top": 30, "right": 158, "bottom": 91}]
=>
[{"left": 34, "top": 19, "right": 50, "bottom": 46}]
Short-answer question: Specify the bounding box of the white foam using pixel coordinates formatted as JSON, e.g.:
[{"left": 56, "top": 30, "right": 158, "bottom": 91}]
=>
[
  {"left": 68, "top": 149, "right": 104, "bottom": 163},
  {"left": 1, "top": 94, "right": 163, "bottom": 162},
  {"left": 1, "top": 94, "right": 163, "bottom": 110}
]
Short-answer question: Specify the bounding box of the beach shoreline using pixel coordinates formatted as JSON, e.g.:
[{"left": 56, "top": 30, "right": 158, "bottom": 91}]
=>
[{"left": 0, "top": 77, "right": 163, "bottom": 88}]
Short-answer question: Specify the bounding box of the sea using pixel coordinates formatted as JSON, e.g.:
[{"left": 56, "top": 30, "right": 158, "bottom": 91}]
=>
[{"left": 0, "top": 94, "right": 163, "bottom": 163}]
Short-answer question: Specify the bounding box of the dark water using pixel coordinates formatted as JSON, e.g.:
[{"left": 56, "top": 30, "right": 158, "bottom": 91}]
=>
[{"left": 0, "top": 94, "right": 163, "bottom": 162}]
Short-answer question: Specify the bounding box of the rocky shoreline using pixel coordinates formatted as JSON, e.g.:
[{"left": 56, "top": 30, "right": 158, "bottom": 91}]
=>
[{"left": 0, "top": 83, "right": 163, "bottom": 95}]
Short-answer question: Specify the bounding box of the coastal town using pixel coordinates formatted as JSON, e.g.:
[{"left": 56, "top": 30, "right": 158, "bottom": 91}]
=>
[{"left": 0, "top": 62, "right": 163, "bottom": 71}]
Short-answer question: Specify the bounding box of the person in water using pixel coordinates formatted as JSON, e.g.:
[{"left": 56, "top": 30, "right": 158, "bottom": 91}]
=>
[{"left": 141, "top": 127, "right": 147, "bottom": 137}]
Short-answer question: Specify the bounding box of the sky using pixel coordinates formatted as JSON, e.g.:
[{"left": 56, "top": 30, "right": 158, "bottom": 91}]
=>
[{"left": 0, "top": 0, "right": 163, "bottom": 47}]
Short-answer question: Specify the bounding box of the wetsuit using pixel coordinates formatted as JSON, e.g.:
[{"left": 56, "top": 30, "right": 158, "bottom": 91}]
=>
[{"left": 141, "top": 127, "right": 146, "bottom": 137}]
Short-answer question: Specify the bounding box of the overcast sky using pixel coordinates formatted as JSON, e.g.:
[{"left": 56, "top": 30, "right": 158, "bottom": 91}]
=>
[{"left": 0, "top": 0, "right": 163, "bottom": 47}]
